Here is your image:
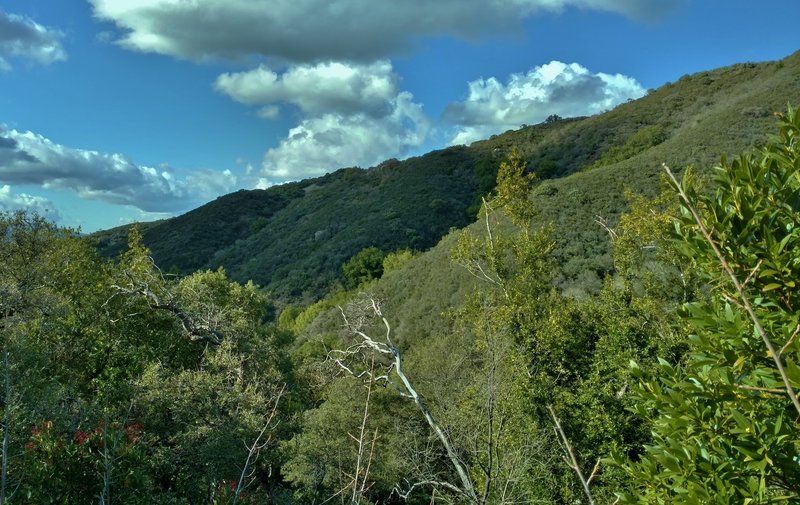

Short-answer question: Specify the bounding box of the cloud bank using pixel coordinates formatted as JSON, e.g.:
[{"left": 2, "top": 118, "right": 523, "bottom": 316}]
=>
[
  {"left": 0, "top": 127, "right": 237, "bottom": 213},
  {"left": 444, "top": 61, "right": 646, "bottom": 145},
  {"left": 87, "top": 0, "right": 663, "bottom": 185},
  {"left": 0, "top": 10, "right": 66, "bottom": 70},
  {"left": 90, "top": 0, "right": 683, "bottom": 62}
]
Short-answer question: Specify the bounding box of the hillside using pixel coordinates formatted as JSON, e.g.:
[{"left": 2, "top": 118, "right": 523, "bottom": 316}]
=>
[
  {"left": 95, "top": 51, "right": 800, "bottom": 304},
  {"left": 297, "top": 51, "right": 800, "bottom": 344}
]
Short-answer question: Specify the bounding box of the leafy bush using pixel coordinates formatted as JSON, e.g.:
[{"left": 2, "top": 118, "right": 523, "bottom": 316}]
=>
[{"left": 618, "top": 107, "right": 800, "bottom": 503}]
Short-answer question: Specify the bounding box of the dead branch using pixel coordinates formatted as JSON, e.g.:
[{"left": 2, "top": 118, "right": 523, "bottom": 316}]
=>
[
  {"left": 233, "top": 383, "right": 285, "bottom": 504},
  {"left": 548, "top": 405, "right": 595, "bottom": 505},
  {"left": 105, "top": 260, "right": 226, "bottom": 346},
  {"left": 334, "top": 298, "right": 478, "bottom": 503},
  {"left": 595, "top": 215, "right": 617, "bottom": 241}
]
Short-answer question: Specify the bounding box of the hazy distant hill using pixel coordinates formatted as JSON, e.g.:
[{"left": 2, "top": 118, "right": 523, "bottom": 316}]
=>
[{"left": 94, "top": 51, "right": 800, "bottom": 304}]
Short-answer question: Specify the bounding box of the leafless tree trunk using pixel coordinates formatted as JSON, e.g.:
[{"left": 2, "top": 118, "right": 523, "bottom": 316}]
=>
[
  {"left": 233, "top": 384, "right": 285, "bottom": 505},
  {"left": 332, "top": 298, "right": 478, "bottom": 503},
  {"left": 350, "top": 352, "right": 378, "bottom": 504}
]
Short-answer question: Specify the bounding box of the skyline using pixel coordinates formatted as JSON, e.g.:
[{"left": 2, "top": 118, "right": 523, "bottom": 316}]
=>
[{"left": 0, "top": 0, "right": 798, "bottom": 231}]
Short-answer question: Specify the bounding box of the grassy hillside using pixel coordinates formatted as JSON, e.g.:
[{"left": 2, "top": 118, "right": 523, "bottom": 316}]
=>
[{"left": 96, "top": 51, "right": 800, "bottom": 305}]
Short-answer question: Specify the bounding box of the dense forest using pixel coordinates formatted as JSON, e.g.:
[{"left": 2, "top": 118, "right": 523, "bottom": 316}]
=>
[{"left": 3, "top": 55, "right": 800, "bottom": 503}]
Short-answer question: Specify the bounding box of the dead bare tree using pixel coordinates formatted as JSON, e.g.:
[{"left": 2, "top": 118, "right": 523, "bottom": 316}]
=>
[
  {"left": 348, "top": 353, "right": 379, "bottom": 504},
  {"left": 232, "top": 383, "right": 285, "bottom": 505},
  {"left": 330, "top": 297, "right": 479, "bottom": 503},
  {"left": 321, "top": 352, "right": 380, "bottom": 505}
]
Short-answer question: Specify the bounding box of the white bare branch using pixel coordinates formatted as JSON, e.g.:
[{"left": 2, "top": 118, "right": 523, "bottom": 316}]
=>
[{"left": 333, "top": 297, "right": 479, "bottom": 503}]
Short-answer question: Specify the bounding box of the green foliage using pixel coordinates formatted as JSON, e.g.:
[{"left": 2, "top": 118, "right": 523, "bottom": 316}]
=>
[
  {"left": 7, "top": 52, "right": 800, "bottom": 504},
  {"left": 136, "top": 342, "right": 282, "bottom": 502},
  {"left": 0, "top": 215, "right": 292, "bottom": 503},
  {"left": 381, "top": 248, "right": 415, "bottom": 274},
  {"left": 16, "top": 419, "right": 152, "bottom": 504},
  {"left": 95, "top": 146, "right": 488, "bottom": 304},
  {"left": 342, "top": 247, "right": 385, "bottom": 289},
  {"left": 618, "top": 107, "right": 800, "bottom": 503},
  {"left": 94, "top": 53, "right": 800, "bottom": 304},
  {"left": 588, "top": 125, "right": 667, "bottom": 170},
  {"left": 281, "top": 377, "right": 419, "bottom": 504}
]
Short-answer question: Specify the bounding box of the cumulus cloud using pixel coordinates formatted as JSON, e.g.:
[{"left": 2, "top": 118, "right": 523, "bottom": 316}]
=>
[
  {"left": 0, "top": 10, "right": 66, "bottom": 70},
  {"left": 215, "top": 60, "right": 431, "bottom": 184},
  {"left": 444, "top": 61, "right": 646, "bottom": 145},
  {"left": 261, "top": 91, "right": 430, "bottom": 183},
  {"left": 89, "top": 0, "right": 683, "bottom": 62},
  {"left": 0, "top": 127, "right": 237, "bottom": 213},
  {"left": 0, "top": 185, "right": 60, "bottom": 221},
  {"left": 215, "top": 61, "right": 397, "bottom": 117}
]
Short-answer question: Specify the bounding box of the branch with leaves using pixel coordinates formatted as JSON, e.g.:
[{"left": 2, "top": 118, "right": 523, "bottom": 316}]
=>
[{"left": 664, "top": 163, "right": 800, "bottom": 417}]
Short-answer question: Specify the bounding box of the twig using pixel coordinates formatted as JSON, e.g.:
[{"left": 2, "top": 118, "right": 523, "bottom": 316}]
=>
[
  {"left": 233, "top": 384, "right": 285, "bottom": 504},
  {"left": 548, "top": 405, "right": 595, "bottom": 505},
  {"left": 743, "top": 259, "right": 763, "bottom": 287},
  {"left": 586, "top": 459, "right": 601, "bottom": 487},
  {"left": 780, "top": 324, "right": 800, "bottom": 357},
  {"left": 736, "top": 385, "right": 788, "bottom": 395},
  {"left": 595, "top": 215, "right": 617, "bottom": 241}
]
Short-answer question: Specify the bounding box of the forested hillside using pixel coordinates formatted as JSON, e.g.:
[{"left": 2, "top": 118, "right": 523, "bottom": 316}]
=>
[
  {"left": 94, "top": 51, "right": 800, "bottom": 303},
  {"left": 4, "top": 52, "right": 798, "bottom": 504},
  {"left": 93, "top": 145, "right": 500, "bottom": 303}
]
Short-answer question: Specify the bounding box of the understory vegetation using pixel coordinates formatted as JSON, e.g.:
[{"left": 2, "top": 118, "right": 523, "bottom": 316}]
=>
[{"left": 2, "top": 106, "right": 799, "bottom": 503}]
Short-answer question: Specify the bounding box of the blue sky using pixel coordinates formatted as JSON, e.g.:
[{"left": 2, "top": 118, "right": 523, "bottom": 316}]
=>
[{"left": 0, "top": 0, "right": 797, "bottom": 231}]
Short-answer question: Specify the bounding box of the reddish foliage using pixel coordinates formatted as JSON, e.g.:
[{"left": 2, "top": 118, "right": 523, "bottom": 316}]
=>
[
  {"left": 125, "top": 420, "right": 143, "bottom": 443},
  {"left": 73, "top": 430, "right": 89, "bottom": 445}
]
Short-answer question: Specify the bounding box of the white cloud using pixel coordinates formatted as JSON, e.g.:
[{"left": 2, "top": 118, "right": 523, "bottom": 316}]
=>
[
  {"left": 0, "top": 185, "right": 60, "bottom": 221},
  {"left": 0, "top": 10, "right": 66, "bottom": 70},
  {"left": 0, "top": 127, "right": 237, "bottom": 213},
  {"left": 216, "top": 60, "right": 431, "bottom": 184},
  {"left": 261, "top": 91, "right": 430, "bottom": 183},
  {"left": 89, "top": 0, "right": 684, "bottom": 62},
  {"left": 256, "top": 106, "right": 281, "bottom": 120},
  {"left": 444, "top": 61, "right": 646, "bottom": 145},
  {"left": 215, "top": 61, "right": 398, "bottom": 117},
  {"left": 88, "top": 1, "right": 668, "bottom": 187}
]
